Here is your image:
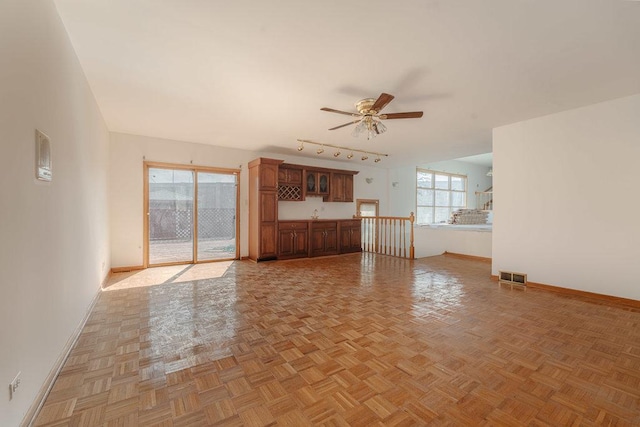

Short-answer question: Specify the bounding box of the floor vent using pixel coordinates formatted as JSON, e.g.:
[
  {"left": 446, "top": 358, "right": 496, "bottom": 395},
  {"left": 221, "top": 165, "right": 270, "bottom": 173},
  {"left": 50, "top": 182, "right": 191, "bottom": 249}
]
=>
[{"left": 499, "top": 270, "right": 527, "bottom": 291}]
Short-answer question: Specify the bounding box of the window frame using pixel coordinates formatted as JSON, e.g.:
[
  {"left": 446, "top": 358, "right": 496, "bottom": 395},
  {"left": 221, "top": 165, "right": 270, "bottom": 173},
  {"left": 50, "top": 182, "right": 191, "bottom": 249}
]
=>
[
  {"left": 356, "top": 199, "right": 379, "bottom": 217},
  {"left": 416, "top": 168, "right": 467, "bottom": 224}
]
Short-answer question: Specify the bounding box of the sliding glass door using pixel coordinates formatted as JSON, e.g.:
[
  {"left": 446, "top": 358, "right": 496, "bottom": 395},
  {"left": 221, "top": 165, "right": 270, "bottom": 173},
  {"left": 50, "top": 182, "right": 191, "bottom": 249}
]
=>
[
  {"left": 196, "top": 172, "right": 237, "bottom": 261},
  {"left": 145, "top": 163, "right": 239, "bottom": 266}
]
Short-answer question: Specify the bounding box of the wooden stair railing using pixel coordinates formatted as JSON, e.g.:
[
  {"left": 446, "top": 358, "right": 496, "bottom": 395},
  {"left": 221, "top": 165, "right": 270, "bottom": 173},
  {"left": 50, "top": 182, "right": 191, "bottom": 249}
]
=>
[
  {"left": 475, "top": 188, "right": 493, "bottom": 211},
  {"left": 354, "top": 213, "right": 415, "bottom": 259}
]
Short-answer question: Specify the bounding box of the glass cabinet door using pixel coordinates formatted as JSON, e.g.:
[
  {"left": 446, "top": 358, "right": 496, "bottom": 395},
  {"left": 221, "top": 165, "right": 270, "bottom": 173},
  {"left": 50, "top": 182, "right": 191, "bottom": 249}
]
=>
[
  {"left": 318, "top": 173, "right": 329, "bottom": 194},
  {"left": 306, "top": 172, "right": 316, "bottom": 193}
]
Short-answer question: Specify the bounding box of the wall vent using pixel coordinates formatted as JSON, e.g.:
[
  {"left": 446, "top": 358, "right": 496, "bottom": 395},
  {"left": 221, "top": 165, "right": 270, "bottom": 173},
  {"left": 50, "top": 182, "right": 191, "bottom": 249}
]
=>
[{"left": 499, "top": 270, "right": 527, "bottom": 290}]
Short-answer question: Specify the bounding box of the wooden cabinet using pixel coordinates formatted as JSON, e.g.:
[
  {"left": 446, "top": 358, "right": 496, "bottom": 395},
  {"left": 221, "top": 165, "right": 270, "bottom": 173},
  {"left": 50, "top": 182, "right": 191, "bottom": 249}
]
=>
[
  {"left": 330, "top": 173, "right": 354, "bottom": 202},
  {"left": 278, "top": 166, "right": 303, "bottom": 201},
  {"left": 250, "top": 156, "right": 360, "bottom": 261},
  {"left": 339, "top": 220, "right": 362, "bottom": 254},
  {"left": 310, "top": 221, "right": 338, "bottom": 257},
  {"left": 258, "top": 161, "right": 279, "bottom": 190},
  {"left": 249, "top": 158, "right": 283, "bottom": 261},
  {"left": 278, "top": 167, "right": 302, "bottom": 185},
  {"left": 278, "top": 221, "right": 309, "bottom": 259},
  {"left": 278, "top": 162, "right": 356, "bottom": 202},
  {"left": 344, "top": 174, "right": 354, "bottom": 202},
  {"left": 305, "top": 170, "right": 330, "bottom": 197}
]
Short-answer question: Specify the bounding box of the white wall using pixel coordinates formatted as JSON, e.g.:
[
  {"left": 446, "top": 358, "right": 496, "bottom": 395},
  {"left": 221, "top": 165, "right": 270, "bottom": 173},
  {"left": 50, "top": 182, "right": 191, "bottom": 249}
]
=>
[
  {"left": 493, "top": 94, "right": 640, "bottom": 300},
  {"left": 0, "top": 1, "right": 110, "bottom": 425},
  {"left": 110, "top": 133, "right": 389, "bottom": 267},
  {"left": 388, "top": 160, "right": 493, "bottom": 218},
  {"left": 414, "top": 227, "right": 492, "bottom": 259},
  {"left": 109, "top": 132, "right": 253, "bottom": 267}
]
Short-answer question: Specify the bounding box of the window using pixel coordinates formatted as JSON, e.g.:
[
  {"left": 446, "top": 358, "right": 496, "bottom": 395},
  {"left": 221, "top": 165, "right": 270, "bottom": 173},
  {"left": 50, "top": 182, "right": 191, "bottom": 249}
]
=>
[
  {"left": 356, "top": 199, "right": 379, "bottom": 217},
  {"left": 416, "top": 169, "right": 467, "bottom": 224}
]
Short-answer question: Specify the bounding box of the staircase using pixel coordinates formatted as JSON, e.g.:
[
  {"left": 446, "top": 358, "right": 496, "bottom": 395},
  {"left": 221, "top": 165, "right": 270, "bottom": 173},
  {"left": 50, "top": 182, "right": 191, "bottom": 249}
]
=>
[{"left": 475, "top": 187, "right": 493, "bottom": 211}]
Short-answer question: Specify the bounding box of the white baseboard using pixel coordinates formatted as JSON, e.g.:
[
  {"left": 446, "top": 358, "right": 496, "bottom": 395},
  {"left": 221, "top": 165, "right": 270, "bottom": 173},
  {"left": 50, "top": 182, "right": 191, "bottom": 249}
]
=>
[{"left": 21, "top": 281, "right": 103, "bottom": 427}]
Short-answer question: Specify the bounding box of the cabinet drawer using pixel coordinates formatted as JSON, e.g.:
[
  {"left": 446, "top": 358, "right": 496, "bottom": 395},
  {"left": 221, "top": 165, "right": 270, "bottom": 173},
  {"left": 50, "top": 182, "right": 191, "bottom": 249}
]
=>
[
  {"left": 340, "top": 220, "right": 361, "bottom": 228},
  {"left": 279, "top": 222, "right": 308, "bottom": 231},
  {"left": 311, "top": 221, "right": 337, "bottom": 230}
]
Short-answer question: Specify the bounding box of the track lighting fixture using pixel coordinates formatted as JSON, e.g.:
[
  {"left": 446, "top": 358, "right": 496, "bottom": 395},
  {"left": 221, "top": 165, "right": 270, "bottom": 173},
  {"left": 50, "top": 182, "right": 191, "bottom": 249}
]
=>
[{"left": 295, "top": 139, "right": 389, "bottom": 163}]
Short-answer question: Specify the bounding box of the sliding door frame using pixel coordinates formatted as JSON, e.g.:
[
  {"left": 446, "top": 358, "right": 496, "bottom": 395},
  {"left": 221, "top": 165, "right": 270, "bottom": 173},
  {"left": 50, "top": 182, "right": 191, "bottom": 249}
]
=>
[{"left": 143, "top": 161, "right": 240, "bottom": 268}]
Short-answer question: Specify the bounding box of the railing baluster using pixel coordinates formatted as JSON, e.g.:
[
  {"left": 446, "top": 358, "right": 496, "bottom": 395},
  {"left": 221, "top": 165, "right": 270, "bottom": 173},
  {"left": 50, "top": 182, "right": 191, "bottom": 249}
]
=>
[
  {"left": 401, "top": 220, "right": 405, "bottom": 258},
  {"left": 353, "top": 213, "right": 415, "bottom": 259},
  {"left": 393, "top": 219, "right": 397, "bottom": 257},
  {"left": 385, "top": 218, "right": 388, "bottom": 255},
  {"left": 368, "top": 217, "right": 372, "bottom": 254}
]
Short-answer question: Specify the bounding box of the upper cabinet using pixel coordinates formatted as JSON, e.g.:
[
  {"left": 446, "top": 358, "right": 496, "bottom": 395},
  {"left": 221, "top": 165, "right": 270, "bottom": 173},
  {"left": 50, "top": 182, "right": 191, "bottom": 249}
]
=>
[
  {"left": 278, "top": 167, "right": 302, "bottom": 186},
  {"left": 258, "top": 161, "right": 279, "bottom": 191},
  {"left": 330, "top": 173, "right": 354, "bottom": 202},
  {"left": 278, "top": 166, "right": 303, "bottom": 201},
  {"left": 276, "top": 161, "right": 357, "bottom": 202},
  {"left": 305, "top": 170, "right": 330, "bottom": 197}
]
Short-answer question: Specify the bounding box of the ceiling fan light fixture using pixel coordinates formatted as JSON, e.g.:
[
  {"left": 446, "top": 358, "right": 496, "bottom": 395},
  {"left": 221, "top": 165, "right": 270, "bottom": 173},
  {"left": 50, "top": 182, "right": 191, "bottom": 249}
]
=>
[
  {"left": 352, "top": 119, "right": 367, "bottom": 138},
  {"left": 322, "top": 93, "right": 422, "bottom": 139}
]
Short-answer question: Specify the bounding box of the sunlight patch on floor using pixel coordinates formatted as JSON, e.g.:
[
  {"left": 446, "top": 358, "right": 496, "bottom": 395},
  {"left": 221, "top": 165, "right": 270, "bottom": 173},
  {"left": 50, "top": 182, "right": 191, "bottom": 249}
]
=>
[{"left": 104, "top": 261, "right": 233, "bottom": 291}]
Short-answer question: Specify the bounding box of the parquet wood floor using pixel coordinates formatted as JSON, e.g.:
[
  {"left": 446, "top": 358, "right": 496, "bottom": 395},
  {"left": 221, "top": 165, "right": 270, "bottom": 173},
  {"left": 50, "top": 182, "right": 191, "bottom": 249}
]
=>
[{"left": 34, "top": 254, "right": 640, "bottom": 426}]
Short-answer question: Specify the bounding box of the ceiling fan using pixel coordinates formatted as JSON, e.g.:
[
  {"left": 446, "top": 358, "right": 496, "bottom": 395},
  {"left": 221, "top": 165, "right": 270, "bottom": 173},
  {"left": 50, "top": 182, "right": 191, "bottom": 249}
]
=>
[{"left": 321, "top": 93, "right": 423, "bottom": 139}]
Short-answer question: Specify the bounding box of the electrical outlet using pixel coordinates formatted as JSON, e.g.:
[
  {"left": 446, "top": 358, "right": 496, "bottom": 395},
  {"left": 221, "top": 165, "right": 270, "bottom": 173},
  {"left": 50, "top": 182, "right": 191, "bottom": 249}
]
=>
[{"left": 9, "top": 372, "right": 21, "bottom": 400}]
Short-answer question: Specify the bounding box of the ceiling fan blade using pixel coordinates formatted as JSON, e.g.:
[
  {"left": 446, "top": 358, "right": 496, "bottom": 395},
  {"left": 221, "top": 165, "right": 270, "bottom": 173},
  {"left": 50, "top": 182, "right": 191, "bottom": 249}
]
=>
[
  {"left": 371, "top": 93, "right": 395, "bottom": 112},
  {"left": 379, "top": 111, "right": 424, "bottom": 119},
  {"left": 329, "top": 120, "right": 360, "bottom": 130},
  {"left": 321, "top": 107, "right": 360, "bottom": 117}
]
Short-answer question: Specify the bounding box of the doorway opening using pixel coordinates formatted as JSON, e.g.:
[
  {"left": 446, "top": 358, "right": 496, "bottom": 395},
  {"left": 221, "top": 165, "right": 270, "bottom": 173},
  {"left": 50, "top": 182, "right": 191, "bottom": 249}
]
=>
[
  {"left": 144, "top": 162, "right": 240, "bottom": 267},
  {"left": 356, "top": 199, "right": 379, "bottom": 217}
]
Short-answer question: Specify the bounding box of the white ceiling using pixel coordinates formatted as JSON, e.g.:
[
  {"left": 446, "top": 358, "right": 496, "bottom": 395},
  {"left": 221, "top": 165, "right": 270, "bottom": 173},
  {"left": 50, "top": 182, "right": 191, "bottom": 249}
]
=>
[
  {"left": 456, "top": 153, "right": 493, "bottom": 168},
  {"left": 53, "top": 0, "right": 640, "bottom": 168}
]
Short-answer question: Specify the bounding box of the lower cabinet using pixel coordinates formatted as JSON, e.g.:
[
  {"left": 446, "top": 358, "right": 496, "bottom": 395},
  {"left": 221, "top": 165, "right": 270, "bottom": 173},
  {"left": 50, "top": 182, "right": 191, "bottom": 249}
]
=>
[
  {"left": 278, "top": 222, "right": 308, "bottom": 259},
  {"left": 274, "top": 219, "right": 362, "bottom": 259},
  {"left": 310, "top": 221, "right": 338, "bottom": 257},
  {"left": 339, "top": 220, "right": 362, "bottom": 253}
]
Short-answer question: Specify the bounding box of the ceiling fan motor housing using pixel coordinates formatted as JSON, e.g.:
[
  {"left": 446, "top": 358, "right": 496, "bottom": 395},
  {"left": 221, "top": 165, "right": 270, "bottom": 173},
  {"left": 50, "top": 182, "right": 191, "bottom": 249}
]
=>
[{"left": 355, "top": 98, "right": 378, "bottom": 115}]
